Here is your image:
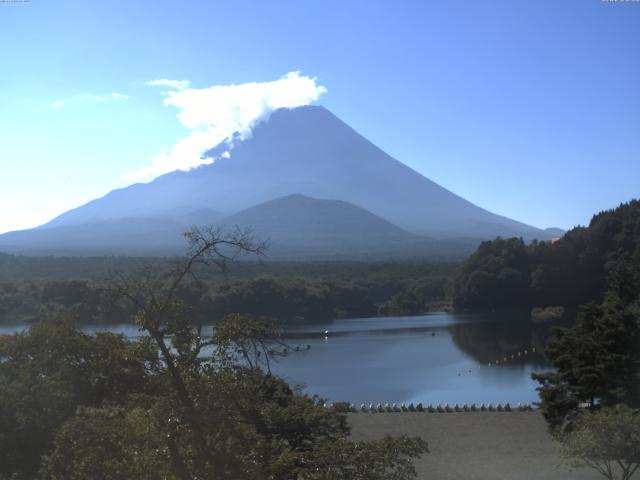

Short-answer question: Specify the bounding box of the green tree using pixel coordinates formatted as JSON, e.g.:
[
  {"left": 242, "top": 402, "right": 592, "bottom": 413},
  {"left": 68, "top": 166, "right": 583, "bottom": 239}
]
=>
[
  {"left": 0, "top": 316, "right": 157, "bottom": 479},
  {"left": 533, "top": 249, "right": 640, "bottom": 433},
  {"left": 559, "top": 405, "right": 640, "bottom": 480},
  {"left": 533, "top": 302, "right": 639, "bottom": 432},
  {"left": 40, "top": 406, "right": 172, "bottom": 480}
]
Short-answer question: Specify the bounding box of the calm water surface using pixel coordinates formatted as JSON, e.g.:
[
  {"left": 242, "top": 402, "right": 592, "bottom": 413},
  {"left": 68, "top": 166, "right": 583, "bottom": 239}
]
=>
[{"left": 1, "top": 313, "right": 552, "bottom": 405}]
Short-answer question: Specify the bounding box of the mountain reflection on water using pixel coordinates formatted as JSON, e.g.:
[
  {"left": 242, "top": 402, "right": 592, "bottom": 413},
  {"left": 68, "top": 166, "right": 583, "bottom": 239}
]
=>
[
  {"left": 0, "top": 313, "right": 558, "bottom": 405},
  {"left": 269, "top": 312, "right": 556, "bottom": 405}
]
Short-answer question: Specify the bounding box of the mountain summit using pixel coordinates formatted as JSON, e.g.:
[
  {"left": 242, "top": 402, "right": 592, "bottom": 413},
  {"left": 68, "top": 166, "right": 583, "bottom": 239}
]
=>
[{"left": 0, "top": 106, "right": 556, "bottom": 257}]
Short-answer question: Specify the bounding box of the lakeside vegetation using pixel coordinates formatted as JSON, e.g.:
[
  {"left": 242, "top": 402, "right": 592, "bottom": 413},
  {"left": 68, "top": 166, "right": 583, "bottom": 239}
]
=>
[{"left": 0, "top": 260, "right": 454, "bottom": 326}]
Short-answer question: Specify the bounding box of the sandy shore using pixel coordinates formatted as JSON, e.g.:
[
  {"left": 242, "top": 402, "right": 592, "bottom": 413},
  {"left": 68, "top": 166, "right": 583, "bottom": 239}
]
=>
[{"left": 348, "top": 411, "right": 601, "bottom": 480}]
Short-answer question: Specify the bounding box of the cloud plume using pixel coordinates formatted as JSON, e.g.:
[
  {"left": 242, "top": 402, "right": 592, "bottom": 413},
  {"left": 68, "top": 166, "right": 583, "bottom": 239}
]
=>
[{"left": 124, "top": 72, "right": 327, "bottom": 182}]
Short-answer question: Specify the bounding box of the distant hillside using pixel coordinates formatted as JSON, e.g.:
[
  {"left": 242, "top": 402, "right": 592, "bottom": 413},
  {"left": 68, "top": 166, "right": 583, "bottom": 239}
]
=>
[
  {"left": 451, "top": 199, "right": 640, "bottom": 310},
  {"left": 0, "top": 209, "right": 221, "bottom": 256},
  {"left": 219, "top": 194, "right": 407, "bottom": 255},
  {"left": 220, "top": 194, "right": 479, "bottom": 260},
  {"left": 0, "top": 194, "right": 478, "bottom": 259}
]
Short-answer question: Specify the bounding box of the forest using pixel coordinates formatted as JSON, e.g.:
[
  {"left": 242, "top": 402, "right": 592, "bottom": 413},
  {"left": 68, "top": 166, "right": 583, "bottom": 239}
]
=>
[
  {"left": 0, "top": 260, "right": 454, "bottom": 326},
  {"left": 451, "top": 200, "right": 640, "bottom": 311}
]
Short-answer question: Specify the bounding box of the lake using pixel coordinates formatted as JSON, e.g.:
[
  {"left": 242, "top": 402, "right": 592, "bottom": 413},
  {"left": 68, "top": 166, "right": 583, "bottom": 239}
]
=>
[{"left": 0, "top": 312, "right": 553, "bottom": 406}]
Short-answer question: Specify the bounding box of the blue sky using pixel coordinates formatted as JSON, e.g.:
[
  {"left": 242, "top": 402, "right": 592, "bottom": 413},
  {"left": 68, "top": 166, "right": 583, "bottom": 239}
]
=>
[{"left": 1, "top": 0, "right": 638, "bottom": 234}]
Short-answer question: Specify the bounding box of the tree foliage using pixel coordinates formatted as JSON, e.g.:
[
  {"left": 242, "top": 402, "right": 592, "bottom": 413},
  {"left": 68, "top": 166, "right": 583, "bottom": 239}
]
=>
[
  {"left": 0, "top": 262, "right": 457, "bottom": 326},
  {"left": 452, "top": 200, "right": 640, "bottom": 311},
  {"left": 559, "top": 405, "right": 640, "bottom": 480},
  {"left": 533, "top": 302, "right": 639, "bottom": 431},
  {"left": 532, "top": 250, "right": 640, "bottom": 433}
]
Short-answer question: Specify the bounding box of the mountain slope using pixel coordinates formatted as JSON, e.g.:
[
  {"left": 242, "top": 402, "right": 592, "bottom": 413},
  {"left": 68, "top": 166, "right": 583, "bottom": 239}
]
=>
[
  {"left": 0, "top": 209, "right": 222, "bottom": 256},
  {"left": 218, "top": 194, "right": 479, "bottom": 260},
  {"left": 220, "top": 194, "right": 411, "bottom": 257},
  {"left": 39, "top": 106, "right": 552, "bottom": 239},
  {"left": 0, "top": 195, "right": 478, "bottom": 259}
]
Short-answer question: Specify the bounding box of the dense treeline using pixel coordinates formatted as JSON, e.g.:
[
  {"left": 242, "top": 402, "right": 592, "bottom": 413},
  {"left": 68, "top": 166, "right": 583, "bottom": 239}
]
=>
[
  {"left": 0, "top": 263, "right": 456, "bottom": 325},
  {"left": 0, "top": 253, "right": 151, "bottom": 282},
  {"left": 0, "top": 253, "right": 454, "bottom": 283},
  {"left": 452, "top": 200, "right": 640, "bottom": 311}
]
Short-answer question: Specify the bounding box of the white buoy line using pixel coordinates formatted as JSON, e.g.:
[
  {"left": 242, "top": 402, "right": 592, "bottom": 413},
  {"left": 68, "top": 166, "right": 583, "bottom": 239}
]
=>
[
  {"left": 455, "top": 346, "right": 538, "bottom": 377},
  {"left": 322, "top": 402, "right": 536, "bottom": 413}
]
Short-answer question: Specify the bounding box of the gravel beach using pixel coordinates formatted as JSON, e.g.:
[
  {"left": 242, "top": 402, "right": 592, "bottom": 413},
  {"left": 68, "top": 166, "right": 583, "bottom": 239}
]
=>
[{"left": 348, "top": 411, "right": 602, "bottom": 480}]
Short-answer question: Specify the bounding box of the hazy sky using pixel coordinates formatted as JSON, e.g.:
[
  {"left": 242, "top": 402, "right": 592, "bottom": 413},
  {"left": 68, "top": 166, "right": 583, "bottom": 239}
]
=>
[{"left": 1, "top": 0, "right": 639, "bottom": 234}]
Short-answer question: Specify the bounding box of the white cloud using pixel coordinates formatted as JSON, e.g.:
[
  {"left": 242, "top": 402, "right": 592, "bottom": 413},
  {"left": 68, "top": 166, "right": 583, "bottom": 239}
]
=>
[
  {"left": 79, "top": 93, "right": 110, "bottom": 102},
  {"left": 124, "top": 72, "right": 327, "bottom": 182},
  {"left": 51, "top": 92, "right": 130, "bottom": 107},
  {"left": 78, "top": 92, "right": 130, "bottom": 102},
  {"left": 110, "top": 92, "right": 130, "bottom": 101},
  {"left": 146, "top": 78, "right": 191, "bottom": 91}
]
